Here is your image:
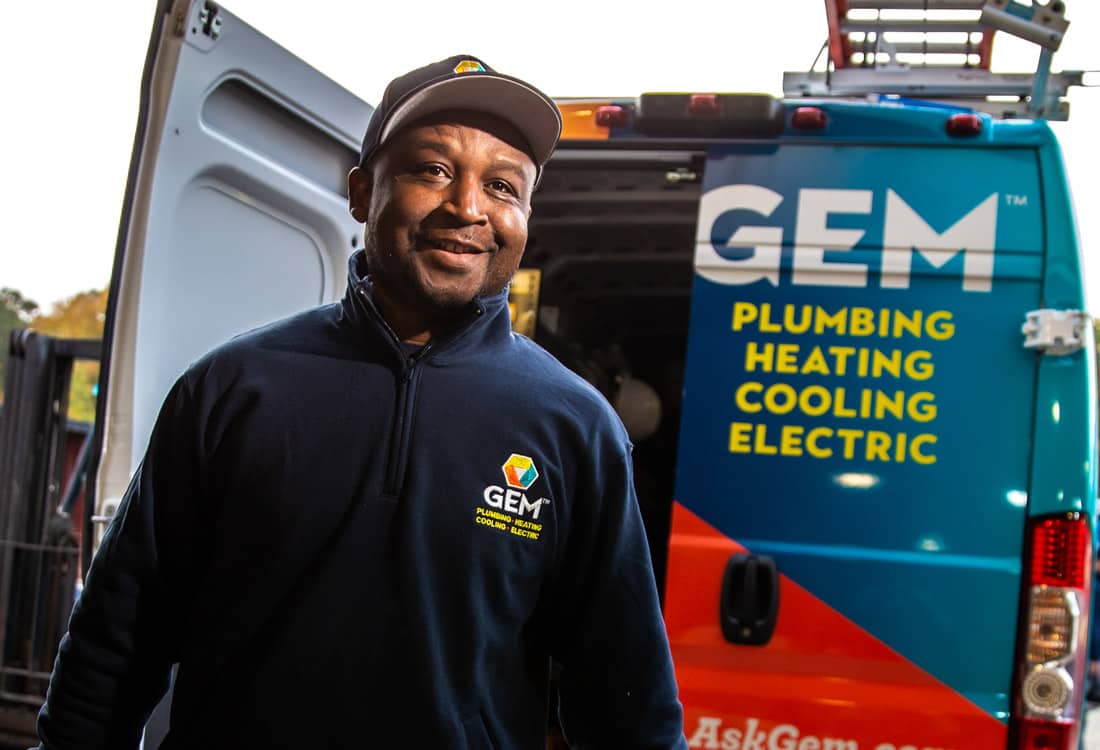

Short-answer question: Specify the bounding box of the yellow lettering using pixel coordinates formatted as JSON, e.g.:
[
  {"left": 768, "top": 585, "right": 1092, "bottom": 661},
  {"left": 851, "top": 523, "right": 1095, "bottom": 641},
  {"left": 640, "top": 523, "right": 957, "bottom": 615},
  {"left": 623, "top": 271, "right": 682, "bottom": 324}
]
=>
[
  {"left": 871, "top": 349, "right": 901, "bottom": 378},
  {"left": 865, "top": 431, "right": 891, "bottom": 462},
  {"left": 911, "top": 434, "right": 938, "bottom": 464},
  {"left": 780, "top": 425, "right": 804, "bottom": 456},
  {"left": 800, "top": 346, "right": 830, "bottom": 375},
  {"left": 850, "top": 307, "right": 875, "bottom": 336},
  {"left": 730, "top": 422, "right": 753, "bottom": 453},
  {"left": 735, "top": 382, "right": 764, "bottom": 413},
  {"left": 799, "top": 385, "right": 831, "bottom": 417},
  {"left": 814, "top": 306, "right": 848, "bottom": 335},
  {"left": 874, "top": 391, "right": 905, "bottom": 421},
  {"left": 759, "top": 303, "right": 783, "bottom": 333},
  {"left": 833, "top": 388, "right": 857, "bottom": 418},
  {"left": 775, "top": 343, "right": 799, "bottom": 374},
  {"left": 763, "top": 384, "right": 797, "bottom": 415},
  {"left": 732, "top": 301, "right": 758, "bottom": 331},
  {"left": 829, "top": 346, "right": 855, "bottom": 376},
  {"left": 753, "top": 424, "right": 778, "bottom": 455},
  {"left": 806, "top": 427, "right": 833, "bottom": 458},
  {"left": 907, "top": 391, "right": 937, "bottom": 422},
  {"left": 745, "top": 341, "right": 774, "bottom": 373},
  {"left": 836, "top": 428, "right": 862, "bottom": 460},
  {"left": 892, "top": 309, "right": 922, "bottom": 338},
  {"left": 904, "top": 350, "right": 934, "bottom": 380},
  {"left": 784, "top": 304, "right": 812, "bottom": 334},
  {"left": 926, "top": 310, "right": 955, "bottom": 340}
]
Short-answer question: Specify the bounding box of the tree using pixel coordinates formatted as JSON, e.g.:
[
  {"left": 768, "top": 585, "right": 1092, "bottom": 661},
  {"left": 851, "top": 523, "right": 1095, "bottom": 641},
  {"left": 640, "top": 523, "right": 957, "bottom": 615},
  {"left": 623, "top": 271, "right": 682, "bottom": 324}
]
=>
[
  {"left": 29, "top": 289, "right": 108, "bottom": 424},
  {"left": 0, "top": 287, "right": 40, "bottom": 401}
]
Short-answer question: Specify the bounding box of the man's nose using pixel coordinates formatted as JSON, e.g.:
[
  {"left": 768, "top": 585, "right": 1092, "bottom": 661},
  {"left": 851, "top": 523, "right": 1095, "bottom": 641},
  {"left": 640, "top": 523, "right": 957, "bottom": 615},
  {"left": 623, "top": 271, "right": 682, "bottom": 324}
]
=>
[{"left": 444, "top": 174, "right": 489, "bottom": 224}]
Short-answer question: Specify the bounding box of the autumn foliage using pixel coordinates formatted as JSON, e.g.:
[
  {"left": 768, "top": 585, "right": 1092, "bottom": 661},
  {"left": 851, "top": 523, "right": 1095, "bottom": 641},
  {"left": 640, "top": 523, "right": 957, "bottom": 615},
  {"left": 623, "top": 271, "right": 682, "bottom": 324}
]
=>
[{"left": 1, "top": 287, "right": 107, "bottom": 424}]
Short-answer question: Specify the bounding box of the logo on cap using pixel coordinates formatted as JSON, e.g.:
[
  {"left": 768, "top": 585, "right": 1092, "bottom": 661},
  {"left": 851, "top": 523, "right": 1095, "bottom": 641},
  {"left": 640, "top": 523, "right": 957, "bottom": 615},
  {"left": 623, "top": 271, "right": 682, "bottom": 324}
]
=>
[
  {"left": 453, "top": 60, "right": 485, "bottom": 74},
  {"left": 502, "top": 454, "right": 538, "bottom": 490}
]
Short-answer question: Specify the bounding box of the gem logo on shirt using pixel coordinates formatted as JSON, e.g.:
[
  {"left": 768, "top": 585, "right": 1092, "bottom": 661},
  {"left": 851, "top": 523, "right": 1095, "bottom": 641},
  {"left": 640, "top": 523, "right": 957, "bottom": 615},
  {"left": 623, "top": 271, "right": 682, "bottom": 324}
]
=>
[
  {"left": 502, "top": 454, "right": 539, "bottom": 490},
  {"left": 475, "top": 454, "right": 551, "bottom": 541}
]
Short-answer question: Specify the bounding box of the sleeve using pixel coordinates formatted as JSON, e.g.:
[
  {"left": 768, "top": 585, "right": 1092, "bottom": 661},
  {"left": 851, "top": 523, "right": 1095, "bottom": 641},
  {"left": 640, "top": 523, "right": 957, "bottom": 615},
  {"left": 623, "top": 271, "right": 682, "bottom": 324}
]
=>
[
  {"left": 549, "top": 419, "right": 688, "bottom": 750},
  {"left": 36, "top": 374, "right": 207, "bottom": 750}
]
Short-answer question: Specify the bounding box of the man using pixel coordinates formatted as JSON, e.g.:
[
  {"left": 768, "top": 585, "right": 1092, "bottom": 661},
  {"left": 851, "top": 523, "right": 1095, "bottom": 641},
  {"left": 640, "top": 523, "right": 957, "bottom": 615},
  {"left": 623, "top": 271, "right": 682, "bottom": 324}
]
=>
[{"left": 37, "top": 55, "right": 686, "bottom": 748}]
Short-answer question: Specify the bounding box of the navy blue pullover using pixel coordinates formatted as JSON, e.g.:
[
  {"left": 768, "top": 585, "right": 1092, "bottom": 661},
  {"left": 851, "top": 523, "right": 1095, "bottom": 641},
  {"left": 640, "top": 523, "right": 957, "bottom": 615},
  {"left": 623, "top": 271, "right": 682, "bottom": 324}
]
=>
[{"left": 38, "top": 252, "right": 686, "bottom": 749}]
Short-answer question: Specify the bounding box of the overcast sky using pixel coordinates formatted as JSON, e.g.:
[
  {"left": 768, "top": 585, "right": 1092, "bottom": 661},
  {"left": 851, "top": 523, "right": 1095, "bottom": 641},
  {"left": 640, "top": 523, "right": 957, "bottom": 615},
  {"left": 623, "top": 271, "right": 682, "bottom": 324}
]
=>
[{"left": 2, "top": 1, "right": 1097, "bottom": 311}]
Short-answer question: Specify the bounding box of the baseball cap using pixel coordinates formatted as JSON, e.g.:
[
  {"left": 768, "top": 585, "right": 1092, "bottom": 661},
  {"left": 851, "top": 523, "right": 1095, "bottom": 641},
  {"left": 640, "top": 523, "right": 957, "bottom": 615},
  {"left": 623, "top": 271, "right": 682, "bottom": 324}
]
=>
[{"left": 358, "top": 55, "right": 562, "bottom": 180}]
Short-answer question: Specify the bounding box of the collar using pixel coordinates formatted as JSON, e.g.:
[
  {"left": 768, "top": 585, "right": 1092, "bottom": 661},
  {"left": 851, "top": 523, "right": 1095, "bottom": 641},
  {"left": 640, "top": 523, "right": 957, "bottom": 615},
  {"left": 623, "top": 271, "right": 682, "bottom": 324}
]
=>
[{"left": 340, "top": 250, "right": 513, "bottom": 362}]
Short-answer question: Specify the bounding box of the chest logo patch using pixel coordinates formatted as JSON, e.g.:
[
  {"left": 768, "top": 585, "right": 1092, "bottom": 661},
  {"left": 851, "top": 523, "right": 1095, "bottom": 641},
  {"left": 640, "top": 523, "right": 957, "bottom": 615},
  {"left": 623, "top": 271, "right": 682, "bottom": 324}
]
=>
[
  {"left": 502, "top": 454, "right": 539, "bottom": 489},
  {"left": 475, "top": 454, "right": 551, "bottom": 541}
]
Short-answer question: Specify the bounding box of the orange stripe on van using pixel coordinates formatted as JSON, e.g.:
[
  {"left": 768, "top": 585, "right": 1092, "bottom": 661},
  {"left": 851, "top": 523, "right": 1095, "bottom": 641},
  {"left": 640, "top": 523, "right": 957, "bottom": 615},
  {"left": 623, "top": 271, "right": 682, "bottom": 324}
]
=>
[{"left": 665, "top": 502, "right": 1006, "bottom": 749}]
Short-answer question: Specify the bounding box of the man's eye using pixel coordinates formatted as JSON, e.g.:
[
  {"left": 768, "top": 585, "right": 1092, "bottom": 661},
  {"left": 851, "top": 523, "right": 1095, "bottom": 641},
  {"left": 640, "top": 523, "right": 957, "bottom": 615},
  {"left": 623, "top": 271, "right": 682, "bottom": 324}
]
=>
[
  {"left": 419, "top": 164, "right": 448, "bottom": 178},
  {"left": 488, "top": 179, "right": 516, "bottom": 196}
]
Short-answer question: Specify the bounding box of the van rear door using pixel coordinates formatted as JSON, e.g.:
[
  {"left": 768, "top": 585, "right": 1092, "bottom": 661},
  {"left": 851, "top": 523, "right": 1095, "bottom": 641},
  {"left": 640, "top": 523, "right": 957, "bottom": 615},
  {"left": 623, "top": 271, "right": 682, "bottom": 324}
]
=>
[
  {"left": 666, "top": 115, "right": 1048, "bottom": 749},
  {"left": 95, "top": 0, "right": 370, "bottom": 531}
]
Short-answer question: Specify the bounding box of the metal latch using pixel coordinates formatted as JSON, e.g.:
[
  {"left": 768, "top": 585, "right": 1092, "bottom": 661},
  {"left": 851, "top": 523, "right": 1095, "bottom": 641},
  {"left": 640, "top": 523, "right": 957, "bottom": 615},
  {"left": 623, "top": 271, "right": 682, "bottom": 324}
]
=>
[
  {"left": 198, "top": 1, "right": 222, "bottom": 40},
  {"left": 1022, "top": 309, "right": 1090, "bottom": 355}
]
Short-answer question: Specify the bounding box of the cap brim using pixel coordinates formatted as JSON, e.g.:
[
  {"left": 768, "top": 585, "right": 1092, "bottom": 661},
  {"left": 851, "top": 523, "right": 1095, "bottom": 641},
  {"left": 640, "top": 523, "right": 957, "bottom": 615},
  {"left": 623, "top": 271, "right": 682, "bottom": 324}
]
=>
[{"left": 379, "top": 74, "right": 562, "bottom": 167}]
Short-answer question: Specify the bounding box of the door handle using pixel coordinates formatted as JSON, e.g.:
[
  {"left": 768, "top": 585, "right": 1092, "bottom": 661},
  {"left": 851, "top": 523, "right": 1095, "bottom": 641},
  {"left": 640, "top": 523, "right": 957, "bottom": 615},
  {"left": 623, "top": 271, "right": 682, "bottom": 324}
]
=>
[{"left": 720, "top": 553, "right": 779, "bottom": 646}]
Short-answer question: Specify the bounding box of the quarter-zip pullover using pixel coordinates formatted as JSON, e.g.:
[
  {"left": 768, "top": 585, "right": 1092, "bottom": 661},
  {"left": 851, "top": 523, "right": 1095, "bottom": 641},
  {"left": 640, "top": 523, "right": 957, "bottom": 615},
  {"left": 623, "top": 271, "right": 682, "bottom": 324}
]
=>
[{"left": 37, "top": 251, "right": 686, "bottom": 749}]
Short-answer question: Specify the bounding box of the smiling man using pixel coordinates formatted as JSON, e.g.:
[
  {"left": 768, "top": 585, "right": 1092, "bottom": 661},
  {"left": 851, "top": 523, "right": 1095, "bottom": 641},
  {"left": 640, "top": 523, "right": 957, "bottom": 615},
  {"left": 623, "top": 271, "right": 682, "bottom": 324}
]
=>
[{"left": 36, "top": 55, "right": 685, "bottom": 749}]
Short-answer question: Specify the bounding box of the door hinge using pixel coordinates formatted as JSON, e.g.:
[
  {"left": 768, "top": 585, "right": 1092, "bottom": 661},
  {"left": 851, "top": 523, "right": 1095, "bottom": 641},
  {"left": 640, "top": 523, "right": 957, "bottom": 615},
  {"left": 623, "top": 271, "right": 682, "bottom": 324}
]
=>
[{"left": 1022, "top": 309, "right": 1091, "bottom": 355}]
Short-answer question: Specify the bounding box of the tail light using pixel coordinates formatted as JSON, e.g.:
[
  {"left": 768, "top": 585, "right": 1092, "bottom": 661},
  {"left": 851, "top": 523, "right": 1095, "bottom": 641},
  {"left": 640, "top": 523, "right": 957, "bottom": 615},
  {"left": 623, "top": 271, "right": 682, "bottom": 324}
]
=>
[
  {"left": 1011, "top": 513, "right": 1092, "bottom": 750},
  {"left": 595, "top": 105, "right": 629, "bottom": 129},
  {"left": 946, "top": 112, "right": 984, "bottom": 137}
]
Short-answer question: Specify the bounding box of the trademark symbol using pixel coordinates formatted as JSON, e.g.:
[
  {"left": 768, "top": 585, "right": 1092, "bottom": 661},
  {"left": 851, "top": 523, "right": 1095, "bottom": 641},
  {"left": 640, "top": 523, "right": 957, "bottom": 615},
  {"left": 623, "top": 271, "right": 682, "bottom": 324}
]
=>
[{"left": 1005, "top": 194, "right": 1029, "bottom": 207}]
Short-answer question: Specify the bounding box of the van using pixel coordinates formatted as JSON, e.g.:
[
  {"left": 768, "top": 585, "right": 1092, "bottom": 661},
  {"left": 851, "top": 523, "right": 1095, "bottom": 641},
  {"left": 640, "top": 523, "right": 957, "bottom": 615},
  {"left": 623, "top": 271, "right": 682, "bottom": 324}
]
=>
[{"left": 88, "top": 1, "right": 1095, "bottom": 748}]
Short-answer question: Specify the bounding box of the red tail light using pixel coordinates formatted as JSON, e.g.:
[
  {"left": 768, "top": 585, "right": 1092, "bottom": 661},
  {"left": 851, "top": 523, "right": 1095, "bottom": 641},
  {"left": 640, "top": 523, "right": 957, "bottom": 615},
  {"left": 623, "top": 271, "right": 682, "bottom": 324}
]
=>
[
  {"left": 1015, "top": 718, "right": 1071, "bottom": 750},
  {"left": 946, "top": 113, "right": 983, "bottom": 137},
  {"left": 595, "top": 105, "right": 628, "bottom": 128},
  {"left": 1030, "top": 516, "right": 1091, "bottom": 588},
  {"left": 1010, "top": 513, "right": 1092, "bottom": 750},
  {"left": 791, "top": 106, "right": 827, "bottom": 131},
  {"left": 688, "top": 94, "right": 719, "bottom": 117}
]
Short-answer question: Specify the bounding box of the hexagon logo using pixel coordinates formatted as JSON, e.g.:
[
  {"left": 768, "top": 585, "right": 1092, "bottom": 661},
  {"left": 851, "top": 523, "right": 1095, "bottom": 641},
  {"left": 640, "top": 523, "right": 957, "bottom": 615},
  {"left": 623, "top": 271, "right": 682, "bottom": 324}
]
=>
[
  {"left": 453, "top": 60, "right": 485, "bottom": 75},
  {"left": 502, "top": 454, "right": 538, "bottom": 490}
]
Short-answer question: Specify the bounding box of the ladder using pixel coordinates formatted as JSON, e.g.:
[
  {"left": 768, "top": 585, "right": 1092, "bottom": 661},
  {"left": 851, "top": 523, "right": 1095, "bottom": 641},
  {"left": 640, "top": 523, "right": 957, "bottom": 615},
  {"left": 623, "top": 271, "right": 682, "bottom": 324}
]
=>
[{"left": 783, "top": 0, "right": 1084, "bottom": 120}]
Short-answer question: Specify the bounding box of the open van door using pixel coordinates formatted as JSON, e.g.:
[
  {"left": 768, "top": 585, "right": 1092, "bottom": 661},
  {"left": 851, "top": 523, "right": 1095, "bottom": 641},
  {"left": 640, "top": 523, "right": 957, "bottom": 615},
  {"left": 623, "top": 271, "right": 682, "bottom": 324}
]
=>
[
  {"left": 86, "top": 1, "right": 371, "bottom": 742},
  {"left": 93, "top": 0, "right": 371, "bottom": 546}
]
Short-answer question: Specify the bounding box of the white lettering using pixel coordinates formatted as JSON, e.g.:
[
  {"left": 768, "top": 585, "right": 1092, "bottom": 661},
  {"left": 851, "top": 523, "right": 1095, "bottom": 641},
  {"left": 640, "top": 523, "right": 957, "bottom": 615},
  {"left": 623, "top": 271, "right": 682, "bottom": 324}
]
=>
[
  {"left": 483, "top": 485, "right": 504, "bottom": 508},
  {"left": 697, "top": 185, "right": 998, "bottom": 292},
  {"left": 519, "top": 494, "right": 544, "bottom": 520},
  {"left": 881, "top": 190, "right": 997, "bottom": 292},
  {"left": 769, "top": 724, "right": 799, "bottom": 750},
  {"left": 503, "top": 488, "right": 521, "bottom": 514},
  {"left": 791, "top": 189, "right": 872, "bottom": 287},
  {"left": 688, "top": 716, "right": 723, "bottom": 748},
  {"left": 695, "top": 184, "right": 784, "bottom": 286},
  {"left": 742, "top": 719, "right": 766, "bottom": 750}
]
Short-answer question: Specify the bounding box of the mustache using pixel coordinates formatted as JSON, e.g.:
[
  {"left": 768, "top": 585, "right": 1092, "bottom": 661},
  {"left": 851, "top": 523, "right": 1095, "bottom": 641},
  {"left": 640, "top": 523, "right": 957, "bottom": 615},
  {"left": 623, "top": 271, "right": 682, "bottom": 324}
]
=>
[{"left": 416, "top": 234, "right": 496, "bottom": 254}]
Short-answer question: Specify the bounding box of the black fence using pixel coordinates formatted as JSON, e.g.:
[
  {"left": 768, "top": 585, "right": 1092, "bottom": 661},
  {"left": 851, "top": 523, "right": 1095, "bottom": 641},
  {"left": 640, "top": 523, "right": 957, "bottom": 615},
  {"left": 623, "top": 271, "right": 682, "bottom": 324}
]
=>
[{"left": 0, "top": 330, "right": 100, "bottom": 739}]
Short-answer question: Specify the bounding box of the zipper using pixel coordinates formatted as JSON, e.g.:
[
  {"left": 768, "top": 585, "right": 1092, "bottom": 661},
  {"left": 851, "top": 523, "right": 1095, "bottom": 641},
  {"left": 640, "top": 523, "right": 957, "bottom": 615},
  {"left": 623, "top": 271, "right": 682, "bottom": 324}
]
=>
[
  {"left": 383, "top": 347, "right": 429, "bottom": 498},
  {"left": 354, "top": 282, "right": 486, "bottom": 499}
]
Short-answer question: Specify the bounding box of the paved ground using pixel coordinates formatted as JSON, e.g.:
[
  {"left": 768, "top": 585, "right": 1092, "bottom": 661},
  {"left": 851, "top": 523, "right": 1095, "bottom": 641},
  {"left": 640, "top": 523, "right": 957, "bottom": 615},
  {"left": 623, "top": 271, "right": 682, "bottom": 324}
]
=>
[{"left": 1088, "top": 704, "right": 1100, "bottom": 749}]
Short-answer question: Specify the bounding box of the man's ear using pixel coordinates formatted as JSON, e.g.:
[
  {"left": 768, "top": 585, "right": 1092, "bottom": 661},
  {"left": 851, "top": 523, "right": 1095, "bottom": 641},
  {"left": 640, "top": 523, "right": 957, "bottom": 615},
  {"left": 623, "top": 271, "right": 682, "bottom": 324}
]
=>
[{"left": 348, "top": 166, "right": 371, "bottom": 223}]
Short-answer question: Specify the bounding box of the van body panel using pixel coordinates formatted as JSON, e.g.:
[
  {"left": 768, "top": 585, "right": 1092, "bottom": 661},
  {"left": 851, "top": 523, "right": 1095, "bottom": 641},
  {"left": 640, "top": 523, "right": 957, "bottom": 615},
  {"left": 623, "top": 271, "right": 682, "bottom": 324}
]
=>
[
  {"left": 666, "top": 503, "right": 1009, "bottom": 750},
  {"left": 667, "top": 111, "right": 1067, "bottom": 743}
]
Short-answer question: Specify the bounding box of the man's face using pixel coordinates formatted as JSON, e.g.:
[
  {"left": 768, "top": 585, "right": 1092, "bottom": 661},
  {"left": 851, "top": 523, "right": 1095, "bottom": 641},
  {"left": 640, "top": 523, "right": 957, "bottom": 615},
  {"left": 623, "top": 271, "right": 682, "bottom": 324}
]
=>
[{"left": 348, "top": 110, "right": 537, "bottom": 330}]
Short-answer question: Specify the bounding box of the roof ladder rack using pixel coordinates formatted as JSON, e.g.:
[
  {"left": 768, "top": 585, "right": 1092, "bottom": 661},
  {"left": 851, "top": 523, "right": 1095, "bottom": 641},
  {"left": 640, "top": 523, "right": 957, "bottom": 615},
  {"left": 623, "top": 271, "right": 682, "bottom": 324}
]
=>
[{"left": 785, "top": 0, "right": 1083, "bottom": 120}]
